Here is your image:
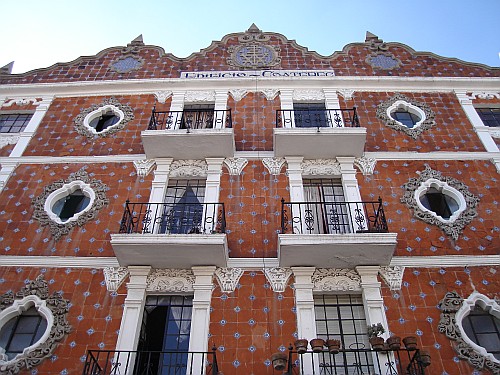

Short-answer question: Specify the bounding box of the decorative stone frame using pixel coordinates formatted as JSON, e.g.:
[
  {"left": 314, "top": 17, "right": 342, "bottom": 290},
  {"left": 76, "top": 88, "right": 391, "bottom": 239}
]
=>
[
  {"left": 73, "top": 97, "right": 134, "bottom": 139},
  {"left": 0, "top": 275, "right": 71, "bottom": 374},
  {"left": 438, "top": 291, "right": 500, "bottom": 373},
  {"left": 32, "top": 168, "right": 109, "bottom": 240},
  {"left": 376, "top": 93, "right": 436, "bottom": 139},
  {"left": 401, "top": 166, "right": 479, "bottom": 240}
]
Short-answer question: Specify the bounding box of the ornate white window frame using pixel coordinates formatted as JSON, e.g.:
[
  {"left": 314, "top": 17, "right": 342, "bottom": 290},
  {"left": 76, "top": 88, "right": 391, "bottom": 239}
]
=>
[
  {"left": 386, "top": 100, "right": 426, "bottom": 128},
  {"left": 438, "top": 291, "right": 500, "bottom": 373},
  {"left": 0, "top": 276, "right": 71, "bottom": 374}
]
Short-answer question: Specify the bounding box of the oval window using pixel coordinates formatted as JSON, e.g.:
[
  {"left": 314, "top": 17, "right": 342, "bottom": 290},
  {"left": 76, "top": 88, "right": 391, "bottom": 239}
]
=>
[
  {"left": 51, "top": 188, "right": 91, "bottom": 222},
  {"left": 419, "top": 187, "right": 460, "bottom": 220},
  {"left": 390, "top": 109, "right": 421, "bottom": 128},
  {"left": 88, "top": 110, "right": 120, "bottom": 133},
  {"left": 462, "top": 304, "right": 500, "bottom": 360}
]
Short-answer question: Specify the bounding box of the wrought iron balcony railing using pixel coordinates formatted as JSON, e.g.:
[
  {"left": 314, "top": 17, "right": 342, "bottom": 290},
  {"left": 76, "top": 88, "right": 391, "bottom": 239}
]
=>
[
  {"left": 281, "top": 198, "right": 389, "bottom": 234},
  {"left": 276, "top": 108, "right": 360, "bottom": 129},
  {"left": 119, "top": 201, "right": 226, "bottom": 235},
  {"left": 83, "top": 349, "right": 219, "bottom": 375},
  {"left": 283, "top": 347, "right": 426, "bottom": 375},
  {"left": 148, "top": 109, "right": 232, "bottom": 131}
]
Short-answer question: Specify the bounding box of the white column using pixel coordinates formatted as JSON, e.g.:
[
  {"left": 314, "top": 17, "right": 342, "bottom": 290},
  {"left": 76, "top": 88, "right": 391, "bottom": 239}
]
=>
[
  {"left": 292, "top": 267, "right": 318, "bottom": 374},
  {"left": 204, "top": 158, "right": 224, "bottom": 233},
  {"left": 214, "top": 90, "right": 228, "bottom": 129},
  {"left": 188, "top": 266, "right": 216, "bottom": 374},
  {"left": 10, "top": 96, "right": 54, "bottom": 157},
  {"left": 285, "top": 157, "right": 305, "bottom": 234},
  {"left": 115, "top": 266, "right": 151, "bottom": 374},
  {"left": 279, "top": 89, "right": 294, "bottom": 127},
  {"left": 338, "top": 157, "right": 366, "bottom": 231},
  {"left": 170, "top": 91, "right": 186, "bottom": 129},
  {"left": 455, "top": 91, "right": 499, "bottom": 153}
]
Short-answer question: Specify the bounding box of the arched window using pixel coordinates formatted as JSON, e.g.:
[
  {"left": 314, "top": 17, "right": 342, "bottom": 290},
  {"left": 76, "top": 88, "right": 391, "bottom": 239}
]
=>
[{"left": 462, "top": 304, "right": 500, "bottom": 360}]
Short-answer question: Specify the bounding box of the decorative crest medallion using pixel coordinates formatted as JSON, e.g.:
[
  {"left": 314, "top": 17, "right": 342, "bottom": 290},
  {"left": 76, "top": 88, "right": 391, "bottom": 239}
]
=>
[
  {"left": 301, "top": 159, "right": 341, "bottom": 176},
  {"left": 312, "top": 269, "right": 361, "bottom": 292},
  {"left": 146, "top": 269, "right": 195, "bottom": 293},
  {"left": 169, "top": 160, "right": 208, "bottom": 178}
]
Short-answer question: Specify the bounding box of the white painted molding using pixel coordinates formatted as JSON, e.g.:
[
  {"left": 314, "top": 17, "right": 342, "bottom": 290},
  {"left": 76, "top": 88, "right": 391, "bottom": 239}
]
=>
[
  {"left": 227, "top": 257, "right": 279, "bottom": 269},
  {"left": 263, "top": 267, "right": 292, "bottom": 292},
  {"left": 390, "top": 255, "right": 500, "bottom": 267},
  {"left": 262, "top": 157, "right": 286, "bottom": 175},
  {"left": 0, "top": 154, "right": 146, "bottom": 165},
  {"left": 103, "top": 267, "right": 129, "bottom": 291},
  {"left": 133, "top": 159, "right": 156, "bottom": 177},
  {"left": 365, "top": 151, "right": 500, "bottom": 160},
  {"left": 214, "top": 267, "right": 244, "bottom": 292},
  {"left": 185, "top": 91, "right": 216, "bottom": 102},
  {"left": 223, "top": 157, "right": 248, "bottom": 175},
  {"left": 146, "top": 269, "right": 195, "bottom": 293},
  {"left": 311, "top": 268, "right": 362, "bottom": 292},
  {"left": 301, "top": 159, "right": 341, "bottom": 176},
  {"left": 169, "top": 159, "right": 208, "bottom": 178},
  {"left": 379, "top": 266, "right": 405, "bottom": 290},
  {"left": 154, "top": 91, "right": 173, "bottom": 103},
  {"left": 0, "top": 134, "right": 20, "bottom": 149},
  {"left": 0, "top": 256, "right": 120, "bottom": 268},
  {"left": 466, "top": 92, "right": 500, "bottom": 100},
  {"left": 293, "top": 89, "right": 325, "bottom": 101},
  {"left": 1, "top": 97, "right": 41, "bottom": 107}
]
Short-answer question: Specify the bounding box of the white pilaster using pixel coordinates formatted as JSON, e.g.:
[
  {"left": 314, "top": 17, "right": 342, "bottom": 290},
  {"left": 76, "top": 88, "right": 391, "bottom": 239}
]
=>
[
  {"left": 279, "top": 89, "right": 294, "bottom": 127},
  {"left": 324, "top": 89, "right": 346, "bottom": 127},
  {"left": 148, "top": 158, "right": 173, "bottom": 203},
  {"left": 169, "top": 91, "right": 185, "bottom": 129},
  {"left": 285, "top": 157, "right": 304, "bottom": 203},
  {"left": 214, "top": 90, "right": 228, "bottom": 129},
  {"left": 204, "top": 158, "right": 224, "bottom": 233},
  {"left": 338, "top": 157, "right": 366, "bottom": 231},
  {"left": 356, "top": 266, "right": 389, "bottom": 334}
]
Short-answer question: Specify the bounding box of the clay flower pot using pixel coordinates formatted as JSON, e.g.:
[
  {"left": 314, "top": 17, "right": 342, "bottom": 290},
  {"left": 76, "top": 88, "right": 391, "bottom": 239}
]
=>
[
  {"left": 310, "top": 338, "right": 325, "bottom": 353},
  {"left": 403, "top": 336, "right": 418, "bottom": 350},
  {"left": 326, "top": 339, "right": 341, "bottom": 354},
  {"left": 418, "top": 350, "right": 431, "bottom": 367},
  {"left": 386, "top": 336, "right": 401, "bottom": 350},
  {"left": 369, "top": 336, "right": 385, "bottom": 351},
  {"left": 294, "top": 339, "right": 309, "bottom": 354},
  {"left": 271, "top": 352, "right": 288, "bottom": 371}
]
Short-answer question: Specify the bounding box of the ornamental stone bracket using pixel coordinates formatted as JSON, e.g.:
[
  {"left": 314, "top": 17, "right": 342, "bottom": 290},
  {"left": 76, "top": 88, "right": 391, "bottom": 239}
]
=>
[
  {"left": 301, "top": 159, "right": 341, "bottom": 176},
  {"left": 228, "top": 89, "right": 248, "bottom": 102},
  {"left": 31, "top": 168, "right": 109, "bottom": 241},
  {"left": 262, "top": 157, "right": 286, "bottom": 175},
  {"left": 438, "top": 291, "right": 500, "bottom": 373},
  {"left": 154, "top": 91, "right": 173, "bottom": 104},
  {"left": 401, "top": 165, "right": 480, "bottom": 240},
  {"left": 376, "top": 93, "right": 436, "bottom": 139},
  {"left": 311, "top": 268, "right": 362, "bottom": 292},
  {"left": 146, "top": 269, "right": 195, "bottom": 293},
  {"left": 1, "top": 97, "right": 42, "bottom": 108},
  {"left": 379, "top": 266, "right": 405, "bottom": 290},
  {"left": 169, "top": 160, "right": 208, "bottom": 178},
  {"left": 354, "top": 157, "right": 377, "bottom": 175},
  {"left": 0, "top": 134, "right": 20, "bottom": 150},
  {"left": 0, "top": 275, "right": 72, "bottom": 374},
  {"left": 133, "top": 159, "right": 156, "bottom": 177},
  {"left": 263, "top": 267, "right": 292, "bottom": 292},
  {"left": 223, "top": 158, "right": 248, "bottom": 175},
  {"left": 466, "top": 92, "right": 500, "bottom": 100},
  {"left": 260, "top": 89, "right": 280, "bottom": 101},
  {"left": 214, "top": 268, "right": 244, "bottom": 293},
  {"left": 103, "top": 267, "right": 129, "bottom": 292},
  {"left": 337, "top": 89, "right": 355, "bottom": 101}
]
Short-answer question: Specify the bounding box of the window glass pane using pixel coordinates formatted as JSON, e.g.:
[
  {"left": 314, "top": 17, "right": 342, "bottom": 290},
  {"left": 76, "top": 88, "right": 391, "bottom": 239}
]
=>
[
  {"left": 15, "top": 316, "right": 40, "bottom": 334},
  {"left": 476, "top": 333, "right": 500, "bottom": 352},
  {"left": 8, "top": 334, "right": 33, "bottom": 352},
  {"left": 470, "top": 315, "right": 496, "bottom": 333},
  {"left": 0, "top": 318, "right": 16, "bottom": 348}
]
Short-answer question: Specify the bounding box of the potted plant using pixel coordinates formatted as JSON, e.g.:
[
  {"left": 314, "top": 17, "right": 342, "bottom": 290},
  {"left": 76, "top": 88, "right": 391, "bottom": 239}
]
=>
[
  {"left": 326, "top": 339, "right": 341, "bottom": 354},
  {"left": 418, "top": 350, "right": 431, "bottom": 367},
  {"left": 310, "top": 338, "right": 325, "bottom": 353},
  {"left": 271, "top": 352, "right": 288, "bottom": 371},
  {"left": 402, "top": 335, "right": 418, "bottom": 350},
  {"left": 386, "top": 335, "right": 401, "bottom": 350},
  {"left": 294, "top": 339, "right": 309, "bottom": 354},
  {"left": 367, "top": 323, "right": 385, "bottom": 350}
]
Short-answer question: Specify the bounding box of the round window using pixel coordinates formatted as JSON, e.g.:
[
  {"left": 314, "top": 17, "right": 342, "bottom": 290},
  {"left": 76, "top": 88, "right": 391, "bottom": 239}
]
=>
[
  {"left": 462, "top": 304, "right": 500, "bottom": 360},
  {"left": 419, "top": 186, "right": 460, "bottom": 220},
  {"left": 51, "top": 188, "right": 91, "bottom": 222},
  {"left": 88, "top": 110, "right": 120, "bottom": 133}
]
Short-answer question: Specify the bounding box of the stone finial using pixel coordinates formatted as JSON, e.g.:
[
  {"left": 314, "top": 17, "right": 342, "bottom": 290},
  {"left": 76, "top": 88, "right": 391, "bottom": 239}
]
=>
[
  {"left": 131, "top": 35, "right": 144, "bottom": 45},
  {"left": 247, "top": 23, "right": 262, "bottom": 33},
  {"left": 1, "top": 61, "right": 14, "bottom": 74},
  {"left": 365, "top": 31, "right": 379, "bottom": 42}
]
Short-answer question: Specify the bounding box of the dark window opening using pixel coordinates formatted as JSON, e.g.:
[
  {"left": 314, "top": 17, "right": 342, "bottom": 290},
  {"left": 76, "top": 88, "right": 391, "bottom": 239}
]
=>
[
  {"left": 462, "top": 304, "right": 500, "bottom": 360},
  {"left": 293, "top": 103, "right": 329, "bottom": 128},
  {"left": 52, "top": 188, "right": 91, "bottom": 222},
  {"left": 419, "top": 187, "right": 459, "bottom": 220},
  {"left": 476, "top": 108, "right": 500, "bottom": 128},
  {"left": 89, "top": 111, "right": 120, "bottom": 132},
  {"left": 182, "top": 104, "right": 215, "bottom": 130},
  {"left": 0, "top": 113, "right": 33, "bottom": 133},
  {"left": 0, "top": 306, "right": 47, "bottom": 360},
  {"left": 391, "top": 110, "right": 421, "bottom": 128}
]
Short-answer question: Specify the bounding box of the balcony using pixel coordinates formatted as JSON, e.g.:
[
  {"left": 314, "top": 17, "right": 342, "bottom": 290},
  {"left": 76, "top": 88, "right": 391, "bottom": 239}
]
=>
[
  {"left": 141, "top": 109, "right": 235, "bottom": 159},
  {"left": 83, "top": 349, "right": 219, "bottom": 375},
  {"left": 274, "top": 108, "right": 366, "bottom": 158},
  {"left": 111, "top": 201, "right": 228, "bottom": 268},
  {"left": 278, "top": 199, "right": 397, "bottom": 268}
]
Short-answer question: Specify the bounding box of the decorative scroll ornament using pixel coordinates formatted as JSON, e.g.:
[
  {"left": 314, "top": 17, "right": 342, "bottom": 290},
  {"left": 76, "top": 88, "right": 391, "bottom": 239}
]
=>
[
  {"left": 293, "top": 90, "right": 325, "bottom": 101},
  {"left": 223, "top": 158, "right": 248, "bottom": 175},
  {"left": 103, "top": 267, "right": 129, "bottom": 292},
  {"left": 73, "top": 97, "right": 134, "bottom": 139},
  {"left": 376, "top": 93, "right": 436, "bottom": 139},
  {"left": 337, "top": 89, "right": 355, "bottom": 101},
  {"left": 133, "top": 159, "right": 156, "bottom": 177},
  {"left": 2, "top": 97, "right": 41, "bottom": 107},
  {"left": 366, "top": 53, "right": 401, "bottom": 70},
  {"left": 366, "top": 32, "right": 388, "bottom": 51},
  {"left": 438, "top": 291, "right": 500, "bottom": 373},
  {"left": 154, "top": 91, "right": 173, "bottom": 104},
  {"left": 0, "top": 135, "right": 20, "bottom": 149},
  {"left": 262, "top": 157, "right": 286, "bottom": 175},
  {"left": 401, "top": 165, "right": 480, "bottom": 240},
  {"left": 215, "top": 268, "right": 244, "bottom": 293},
  {"left": 228, "top": 89, "right": 248, "bottom": 102},
  {"left": 0, "top": 275, "right": 72, "bottom": 374},
  {"left": 466, "top": 92, "right": 500, "bottom": 100},
  {"left": 185, "top": 91, "right": 215, "bottom": 102},
  {"left": 260, "top": 89, "right": 280, "bottom": 101},
  {"left": 301, "top": 159, "right": 341, "bottom": 176},
  {"left": 31, "top": 168, "right": 109, "bottom": 241},
  {"left": 169, "top": 160, "right": 208, "bottom": 178},
  {"left": 312, "top": 269, "right": 361, "bottom": 292},
  {"left": 121, "top": 35, "right": 145, "bottom": 54},
  {"left": 263, "top": 268, "right": 292, "bottom": 293},
  {"left": 147, "top": 269, "right": 195, "bottom": 293},
  {"left": 354, "top": 157, "right": 377, "bottom": 175},
  {"left": 379, "top": 266, "right": 405, "bottom": 290}
]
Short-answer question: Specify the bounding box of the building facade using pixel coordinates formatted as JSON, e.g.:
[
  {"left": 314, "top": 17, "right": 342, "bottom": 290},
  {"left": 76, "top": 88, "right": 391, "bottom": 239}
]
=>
[{"left": 0, "top": 25, "right": 499, "bottom": 374}]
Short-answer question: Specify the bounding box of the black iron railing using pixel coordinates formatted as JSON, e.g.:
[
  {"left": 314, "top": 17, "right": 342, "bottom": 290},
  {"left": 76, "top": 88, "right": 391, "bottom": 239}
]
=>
[
  {"left": 276, "top": 108, "right": 360, "bottom": 128},
  {"left": 148, "top": 109, "right": 232, "bottom": 131},
  {"left": 281, "top": 198, "right": 388, "bottom": 234},
  {"left": 284, "top": 347, "right": 426, "bottom": 374},
  {"left": 119, "top": 201, "right": 226, "bottom": 235},
  {"left": 83, "top": 349, "right": 219, "bottom": 375}
]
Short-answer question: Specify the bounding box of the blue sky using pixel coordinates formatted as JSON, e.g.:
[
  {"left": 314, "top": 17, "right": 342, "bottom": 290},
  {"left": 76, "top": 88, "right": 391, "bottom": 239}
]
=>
[{"left": 1, "top": 0, "right": 499, "bottom": 74}]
